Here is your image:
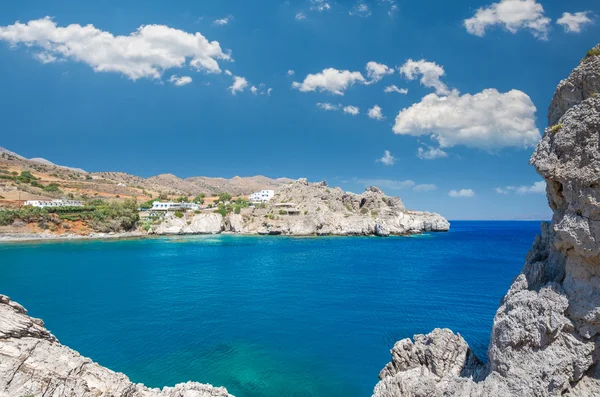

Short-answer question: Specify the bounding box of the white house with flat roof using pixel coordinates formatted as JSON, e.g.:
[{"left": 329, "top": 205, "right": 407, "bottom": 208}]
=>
[
  {"left": 24, "top": 199, "right": 83, "bottom": 208},
  {"left": 249, "top": 190, "right": 274, "bottom": 203},
  {"left": 150, "top": 202, "right": 201, "bottom": 211}
]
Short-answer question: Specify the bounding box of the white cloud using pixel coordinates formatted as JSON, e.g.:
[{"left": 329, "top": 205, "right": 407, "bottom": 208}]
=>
[
  {"left": 34, "top": 52, "right": 58, "bottom": 64},
  {"left": 228, "top": 76, "right": 248, "bottom": 94},
  {"left": 295, "top": 12, "right": 307, "bottom": 20},
  {"left": 168, "top": 75, "right": 192, "bottom": 86},
  {"left": 311, "top": 0, "right": 331, "bottom": 12},
  {"left": 317, "top": 102, "right": 340, "bottom": 111},
  {"left": 365, "top": 61, "right": 394, "bottom": 82},
  {"left": 399, "top": 59, "right": 450, "bottom": 95},
  {"left": 449, "top": 189, "right": 475, "bottom": 198},
  {"left": 376, "top": 150, "right": 396, "bottom": 166},
  {"left": 417, "top": 146, "right": 448, "bottom": 160},
  {"left": 250, "top": 85, "right": 258, "bottom": 94},
  {"left": 368, "top": 105, "right": 385, "bottom": 120},
  {"left": 495, "top": 181, "right": 546, "bottom": 195},
  {"left": 350, "top": 3, "right": 372, "bottom": 17},
  {"left": 287, "top": 69, "right": 295, "bottom": 76},
  {"left": 557, "top": 12, "right": 593, "bottom": 33},
  {"left": 464, "top": 0, "right": 551, "bottom": 40},
  {"left": 213, "top": 16, "right": 231, "bottom": 25},
  {"left": 292, "top": 68, "right": 366, "bottom": 95},
  {"left": 384, "top": 85, "right": 408, "bottom": 94},
  {"left": 413, "top": 184, "right": 437, "bottom": 192},
  {"left": 267, "top": 88, "right": 273, "bottom": 95},
  {"left": 224, "top": 69, "right": 233, "bottom": 76},
  {"left": 393, "top": 89, "right": 541, "bottom": 149},
  {"left": 0, "top": 17, "right": 231, "bottom": 80},
  {"left": 343, "top": 105, "right": 360, "bottom": 115},
  {"left": 356, "top": 178, "right": 415, "bottom": 190}
]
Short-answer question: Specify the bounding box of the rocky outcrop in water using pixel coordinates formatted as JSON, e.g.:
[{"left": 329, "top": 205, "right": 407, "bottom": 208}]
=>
[
  {"left": 0, "top": 294, "right": 233, "bottom": 397},
  {"left": 373, "top": 45, "right": 600, "bottom": 397}
]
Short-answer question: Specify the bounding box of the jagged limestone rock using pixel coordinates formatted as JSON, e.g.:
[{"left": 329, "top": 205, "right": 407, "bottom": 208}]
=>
[
  {"left": 0, "top": 295, "right": 233, "bottom": 397},
  {"left": 373, "top": 45, "right": 600, "bottom": 397}
]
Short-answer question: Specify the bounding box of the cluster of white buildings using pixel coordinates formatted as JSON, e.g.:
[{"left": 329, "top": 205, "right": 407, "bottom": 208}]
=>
[
  {"left": 24, "top": 199, "right": 83, "bottom": 208},
  {"left": 248, "top": 190, "right": 274, "bottom": 203}
]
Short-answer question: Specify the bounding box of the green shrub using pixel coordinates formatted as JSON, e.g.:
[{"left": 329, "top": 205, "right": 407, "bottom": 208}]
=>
[
  {"left": 586, "top": 47, "right": 600, "bottom": 59},
  {"left": 174, "top": 211, "right": 184, "bottom": 218},
  {"left": 360, "top": 207, "right": 369, "bottom": 215},
  {"left": 43, "top": 183, "right": 61, "bottom": 193},
  {"left": 176, "top": 196, "right": 189, "bottom": 203},
  {"left": 304, "top": 210, "right": 308, "bottom": 215},
  {"left": 278, "top": 209, "right": 287, "bottom": 215},
  {"left": 139, "top": 199, "right": 155, "bottom": 210},
  {"left": 194, "top": 210, "right": 201, "bottom": 214},
  {"left": 550, "top": 124, "right": 563, "bottom": 134},
  {"left": 234, "top": 206, "right": 241, "bottom": 214},
  {"left": 316, "top": 207, "right": 321, "bottom": 211},
  {"left": 193, "top": 193, "right": 206, "bottom": 203},
  {"left": 17, "top": 171, "right": 36, "bottom": 184},
  {"left": 218, "top": 192, "right": 232, "bottom": 202}
]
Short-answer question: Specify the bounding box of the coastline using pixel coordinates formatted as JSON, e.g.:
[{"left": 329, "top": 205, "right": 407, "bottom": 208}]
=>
[{"left": 0, "top": 231, "right": 149, "bottom": 243}]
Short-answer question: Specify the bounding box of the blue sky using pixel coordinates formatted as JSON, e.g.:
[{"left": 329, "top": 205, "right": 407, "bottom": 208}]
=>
[{"left": 0, "top": 0, "right": 598, "bottom": 220}]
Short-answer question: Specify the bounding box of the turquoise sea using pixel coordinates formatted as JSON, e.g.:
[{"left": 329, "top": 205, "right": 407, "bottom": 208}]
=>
[{"left": 0, "top": 221, "right": 542, "bottom": 397}]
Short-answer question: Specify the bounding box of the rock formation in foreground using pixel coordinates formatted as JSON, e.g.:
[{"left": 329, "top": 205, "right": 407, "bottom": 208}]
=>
[
  {"left": 373, "top": 45, "right": 600, "bottom": 397},
  {"left": 0, "top": 295, "right": 234, "bottom": 397},
  {"left": 151, "top": 182, "right": 449, "bottom": 236}
]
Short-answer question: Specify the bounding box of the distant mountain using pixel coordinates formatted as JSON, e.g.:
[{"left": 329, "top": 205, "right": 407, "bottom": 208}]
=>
[{"left": 0, "top": 146, "right": 293, "bottom": 204}]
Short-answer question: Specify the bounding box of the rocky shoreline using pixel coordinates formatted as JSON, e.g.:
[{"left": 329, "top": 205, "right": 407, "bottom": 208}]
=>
[
  {"left": 372, "top": 45, "right": 600, "bottom": 397},
  {"left": 150, "top": 182, "right": 450, "bottom": 237}
]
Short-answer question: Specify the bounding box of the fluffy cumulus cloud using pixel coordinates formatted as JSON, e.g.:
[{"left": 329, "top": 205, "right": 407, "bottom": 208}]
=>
[
  {"left": 495, "top": 181, "right": 546, "bottom": 194},
  {"left": 399, "top": 59, "right": 450, "bottom": 95},
  {"left": 449, "top": 189, "right": 475, "bottom": 198},
  {"left": 464, "top": 0, "right": 551, "bottom": 40},
  {"left": 350, "top": 3, "right": 372, "bottom": 17},
  {"left": 0, "top": 17, "right": 231, "bottom": 81},
  {"left": 168, "top": 75, "right": 192, "bottom": 86},
  {"left": 393, "top": 89, "right": 541, "bottom": 149},
  {"left": 413, "top": 184, "right": 437, "bottom": 192},
  {"left": 384, "top": 85, "right": 408, "bottom": 94},
  {"left": 376, "top": 150, "right": 396, "bottom": 166},
  {"left": 213, "top": 16, "right": 231, "bottom": 25},
  {"left": 365, "top": 61, "right": 394, "bottom": 82},
  {"left": 295, "top": 12, "right": 307, "bottom": 20},
  {"left": 557, "top": 12, "right": 594, "bottom": 33},
  {"left": 287, "top": 69, "right": 295, "bottom": 76},
  {"left": 417, "top": 146, "right": 448, "bottom": 160},
  {"left": 228, "top": 76, "right": 248, "bottom": 94},
  {"left": 368, "top": 105, "right": 385, "bottom": 120},
  {"left": 292, "top": 68, "right": 366, "bottom": 95},
  {"left": 317, "top": 102, "right": 340, "bottom": 111},
  {"left": 343, "top": 105, "right": 360, "bottom": 115},
  {"left": 311, "top": 0, "right": 331, "bottom": 12}
]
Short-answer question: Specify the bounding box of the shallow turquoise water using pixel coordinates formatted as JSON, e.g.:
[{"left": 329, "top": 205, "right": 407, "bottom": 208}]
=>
[{"left": 0, "top": 221, "right": 541, "bottom": 397}]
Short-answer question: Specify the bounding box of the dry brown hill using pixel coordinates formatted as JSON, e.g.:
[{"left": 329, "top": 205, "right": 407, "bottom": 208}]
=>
[{"left": 0, "top": 147, "right": 292, "bottom": 206}]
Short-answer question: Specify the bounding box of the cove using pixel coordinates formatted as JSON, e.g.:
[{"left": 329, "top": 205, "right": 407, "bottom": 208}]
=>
[{"left": 0, "top": 221, "right": 541, "bottom": 397}]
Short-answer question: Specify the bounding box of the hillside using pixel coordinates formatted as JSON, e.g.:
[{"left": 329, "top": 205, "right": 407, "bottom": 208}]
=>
[{"left": 0, "top": 146, "right": 292, "bottom": 207}]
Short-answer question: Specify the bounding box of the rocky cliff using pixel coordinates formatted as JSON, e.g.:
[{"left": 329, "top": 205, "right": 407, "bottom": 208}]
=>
[
  {"left": 151, "top": 181, "right": 449, "bottom": 236},
  {"left": 373, "top": 45, "right": 600, "bottom": 397},
  {"left": 0, "top": 295, "right": 233, "bottom": 397}
]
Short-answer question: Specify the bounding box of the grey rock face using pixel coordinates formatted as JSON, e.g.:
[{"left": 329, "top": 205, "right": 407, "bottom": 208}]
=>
[
  {"left": 548, "top": 45, "right": 600, "bottom": 126},
  {"left": 150, "top": 213, "right": 224, "bottom": 235},
  {"left": 0, "top": 295, "right": 233, "bottom": 397},
  {"left": 241, "top": 180, "right": 449, "bottom": 236},
  {"left": 373, "top": 46, "right": 600, "bottom": 396}
]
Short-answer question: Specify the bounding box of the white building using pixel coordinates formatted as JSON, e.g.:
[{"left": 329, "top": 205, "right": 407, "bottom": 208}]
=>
[
  {"left": 24, "top": 199, "right": 83, "bottom": 208},
  {"left": 150, "top": 202, "right": 201, "bottom": 211},
  {"left": 248, "top": 190, "right": 274, "bottom": 203}
]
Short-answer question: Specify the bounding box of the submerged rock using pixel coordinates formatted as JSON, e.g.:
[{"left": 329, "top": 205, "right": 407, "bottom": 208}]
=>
[
  {"left": 0, "top": 294, "right": 233, "bottom": 397},
  {"left": 373, "top": 45, "right": 600, "bottom": 397}
]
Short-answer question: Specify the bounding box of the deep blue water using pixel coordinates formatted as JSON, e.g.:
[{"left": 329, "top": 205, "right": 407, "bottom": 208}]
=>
[{"left": 0, "top": 221, "right": 542, "bottom": 397}]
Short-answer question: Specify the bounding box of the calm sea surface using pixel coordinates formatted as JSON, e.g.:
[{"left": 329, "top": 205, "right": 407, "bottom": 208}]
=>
[{"left": 0, "top": 221, "right": 541, "bottom": 397}]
